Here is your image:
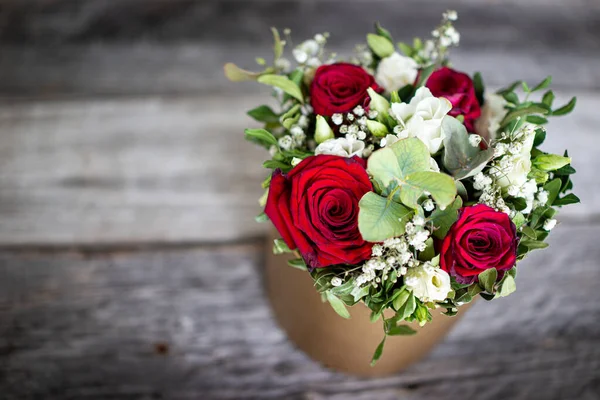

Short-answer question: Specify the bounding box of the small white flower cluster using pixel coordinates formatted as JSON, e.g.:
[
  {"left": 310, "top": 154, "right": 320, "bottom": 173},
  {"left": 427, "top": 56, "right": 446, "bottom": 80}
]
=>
[
  {"left": 488, "top": 124, "right": 539, "bottom": 213},
  {"left": 353, "top": 44, "right": 374, "bottom": 68},
  {"left": 292, "top": 33, "right": 329, "bottom": 68},
  {"left": 354, "top": 215, "right": 430, "bottom": 288},
  {"left": 421, "top": 10, "right": 459, "bottom": 64},
  {"left": 474, "top": 171, "right": 511, "bottom": 215},
  {"left": 315, "top": 105, "right": 377, "bottom": 158},
  {"left": 273, "top": 113, "right": 311, "bottom": 154}
]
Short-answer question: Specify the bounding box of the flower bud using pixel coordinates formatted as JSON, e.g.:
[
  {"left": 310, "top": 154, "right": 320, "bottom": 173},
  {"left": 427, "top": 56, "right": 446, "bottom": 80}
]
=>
[
  {"left": 365, "top": 119, "right": 389, "bottom": 137},
  {"left": 314, "top": 115, "right": 335, "bottom": 144},
  {"left": 367, "top": 88, "right": 390, "bottom": 121}
]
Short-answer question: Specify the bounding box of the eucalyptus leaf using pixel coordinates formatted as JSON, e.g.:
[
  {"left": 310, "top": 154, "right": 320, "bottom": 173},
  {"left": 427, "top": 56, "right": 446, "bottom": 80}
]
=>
[
  {"left": 367, "top": 138, "right": 430, "bottom": 187},
  {"left": 442, "top": 116, "right": 495, "bottom": 180},
  {"left": 258, "top": 74, "right": 304, "bottom": 103},
  {"left": 402, "top": 171, "right": 457, "bottom": 209},
  {"left": 358, "top": 192, "right": 413, "bottom": 242}
]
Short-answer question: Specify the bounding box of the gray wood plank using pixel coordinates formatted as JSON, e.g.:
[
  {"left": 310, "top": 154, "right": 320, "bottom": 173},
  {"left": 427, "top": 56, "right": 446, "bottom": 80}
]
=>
[
  {"left": 1, "top": 44, "right": 599, "bottom": 98},
  {"left": 1, "top": 225, "right": 599, "bottom": 399},
  {"left": 0, "top": 91, "right": 593, "bottom": 245},
  {"left": 1, "top": 0, "right": 598, "bottom": 47}
]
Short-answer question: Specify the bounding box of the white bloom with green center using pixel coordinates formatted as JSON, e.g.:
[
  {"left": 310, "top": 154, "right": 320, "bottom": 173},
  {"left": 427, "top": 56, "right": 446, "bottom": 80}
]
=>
[
  {"left": 390, "top": 87, "right": 452, "bottom": 154},
  {"left": 375, "top": 52, "right": 419, "bottom": 93},
  {"left": 405, "top": 263, "right": 451, "bottom": 302},
  {"left": 314, "top": 136, "right": 365, "bottom": 158}
]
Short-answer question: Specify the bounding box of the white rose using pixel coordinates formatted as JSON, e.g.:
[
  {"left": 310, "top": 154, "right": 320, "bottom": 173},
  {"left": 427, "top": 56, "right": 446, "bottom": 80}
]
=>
[
  {"left": 315, "top": 137, "right": 365, "bottom": 158},
  {"left": 405, "top": 264, "right": 451, "bottom": 302},
  {"left": 390, "top": 87, "right": 452, "bottom": 154},
  {"left": 375, "top": 52, "right": 419, "bottom": 93},
  {"left": 474, "top": 93, "right": 507, "bottom": 143}
]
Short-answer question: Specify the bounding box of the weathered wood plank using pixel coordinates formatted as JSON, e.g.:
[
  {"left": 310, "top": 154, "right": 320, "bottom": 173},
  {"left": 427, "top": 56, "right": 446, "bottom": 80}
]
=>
[
  {"left": 0, "top": 225, "right": 599, "bottom": 399},
  {"left": 0, "top": 0, "right": 598, "bottom": 46},
  {"left": 1, "top": 45, "right": 599, "bottom": 98},
  {"left": 0, "top": 91, "right": 593, "bottom": 245}
]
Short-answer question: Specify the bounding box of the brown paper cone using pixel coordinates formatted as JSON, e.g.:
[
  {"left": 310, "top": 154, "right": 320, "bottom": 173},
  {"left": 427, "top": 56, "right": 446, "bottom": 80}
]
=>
[{"left": 265, "top": 228, "right": 473, "bottom": 377}]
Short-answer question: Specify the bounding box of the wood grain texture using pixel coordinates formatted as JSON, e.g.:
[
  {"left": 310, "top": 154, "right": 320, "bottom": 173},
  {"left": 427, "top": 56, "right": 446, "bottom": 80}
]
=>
[
  {"left": 1, "top": 225, "right": 599, "bottom": 399},
  {"left": 0, "top": 92, "right": 593, "bottom": 245},
  {"left": 1, "top": 0, "right": 598, "bottom": 46}
]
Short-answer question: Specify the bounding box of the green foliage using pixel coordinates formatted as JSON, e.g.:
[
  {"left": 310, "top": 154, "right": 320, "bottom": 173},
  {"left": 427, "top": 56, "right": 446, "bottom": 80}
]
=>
[
  {"left": 367, "top": 33, "right": 395, "bottom": 58},
  {"left": 257, "top": 74, "right": 304, "bottom": 103},
  {"left": 358, "top": 193, "right": 413, "bottom": 242},
  {"left": 244, "top": 128, "right": 278, "bottom": 148},
  {"left": 473, "top": 72, "right": 485, "bottom": 105},
  {"left": 533, "top": 154, "right": 571, "bottom": 172},
  {"left": 387, "top": 324, "right": 417, "bottom": 336},
  {"left": 429, "top": 197, "right": 463, "bottom": 239},
  {"left": 326, "top": 292, "right": 351, "bottom": 319},
  {"left": 287, "top": 258, "right": 307, "bottom": 271},
  {"left": 552, "top": 97, "right": 577, "bottom": 116},
  {"left": 273, "top": 238, "right": 292, "bottom": 254},
  {"left": 370, "top": 336, "right": 386, "bottom": 366},
  {"left": 478, "top": 268, "right": 498, "bottom": 294},
  {"left": 247, "top": 105, "right": 280, "bottom": 123},
  {"left": 442, "top": 116, "right": 494, "bottom": 179}
]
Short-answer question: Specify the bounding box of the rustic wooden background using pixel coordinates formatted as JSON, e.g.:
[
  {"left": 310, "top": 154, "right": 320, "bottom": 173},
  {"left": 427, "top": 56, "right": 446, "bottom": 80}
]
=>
[{"left": 1, "top": 1, "right": 599, "bottom": 399}]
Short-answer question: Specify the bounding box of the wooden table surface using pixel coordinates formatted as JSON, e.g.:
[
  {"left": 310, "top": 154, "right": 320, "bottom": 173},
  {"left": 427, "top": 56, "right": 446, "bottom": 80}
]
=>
[{"left": 1, "top": 1, "right": 599, "bottom": 399}]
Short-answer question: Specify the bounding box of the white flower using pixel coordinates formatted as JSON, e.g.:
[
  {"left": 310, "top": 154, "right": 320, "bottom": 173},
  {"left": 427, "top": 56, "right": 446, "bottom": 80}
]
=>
[
  {"left": 390, "top": 87, "right": 452, "bottom": 154},
  {"left": 405, "top": 264, "right": 451, "bottom": 302},
  {"left": 537, "top": 189, "right": 549, "bottom": 205},
  {"left": 375, "top": 52, "right": 419, "bottom": 93},
  {"left": 423, "top": 199, "right": 435, "bottom": 212},
  {"left": 543, "top": 219, "right": 557, "bottom": 231},
  {"left": 315, "top": 136, "right": 365, "bottom": 158},
  {"left": 429, "top": 158, "right": 441, "bottom": 172},
  {"left": 469, "top": 134, "right": 482, "bottom": 147},
  {"left": 293, "top": 39, "right": 320, "bottom": 64},
  {"left": 278, "top": 135, "right": 294, "bottom": 150},
  {"left": 331, "top": 277, "right": 343, "bottom": 287},
  {"left": 291, "top": 157, "right": 303, "bottom": 167},
  {"left": 475, "top": 93, "right": 507, "bottom": 143}
]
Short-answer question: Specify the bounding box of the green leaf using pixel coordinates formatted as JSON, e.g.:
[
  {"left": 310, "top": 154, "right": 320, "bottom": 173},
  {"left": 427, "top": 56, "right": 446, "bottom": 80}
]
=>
[
  {"left": 501, "top": 105, "right": 549, "bottom": 127},
  {"left": 502, "top": 92, "right": 519, "bottom": 104},
  {"left": 271, "top": 27, "right": 284, "bottom": 61},
  {"left": 442, "top": 116, "right": 495, "bottom": 180},
  {"left": 392, "top": 289, "right": 411, "bottom": 311},
  {"left": 497, "top": 275, "right": 516, "bottom": 297},
  {"left": 497, "top": 80, "right": 522, "bottom": 95},
  {"left": 263, "top": 159, "right": 291, "bottom": 171},
  {"left": 415, "top": 64, "right": 436, "bottom": 88},
  {"left": 402, "top": 171, "right": 457, "bottom": 209},
  {"left": 554, "top": 193, "right": 581, "bottom": 206},
  {"left": 521, "top": 81, "right": 530, "bottom": 92},
  {"left": 370, "top": 336, "right": 386, "bottom": 366},
  {"left": 397, "top": 84, "right": 415, "bottom": 102},
  {"left": 512, "top": 212, "right": 525, "bottom": 228},
  {"left": 387, "top": 325, "right": 417, "bottom": 336},
  {"left": 287, "top": 258, "right": 307, "bottom": 271},
  {"left": 552, "top": 97, "right": 577, "bottom": 116},
  {"left": 478, "top": 268, "right": 498, "bottom": 293},
  {"left": 351, "top": 285, "right": 371, "bottom": 302},
  {"left": 397, "top": 42, "right": 414, "bottom": 57},
  {"left": 255, "top": 212, "right": 269, "bottom": 223},
  {"left": 247, "top": 105, "right": 279, "bottom": 123},
  {"left": 223, "top": 62, "right": 263, "bottom": 82},
  {"left": 257, "top": 74, "right": 304, "bottom": 103},
  {"left": 544, "top": 178, "right": 562, "bottom": 205},
  {"left": 520, "top": 240, "right": 549, "bottom": 250},
  {"left": 521, "top": 226, "right": 537, "bottom": 240},
  {"left": 396, "top": 292, "right": 417, "bottom": 320},
  {"left": 533, "top": 154, "right": 571, "bottom": 172},
  {"left": 526, "top": 115, "right": 548, "bottom": 125},
  {"left": 375, "top": 22, "right": 394, "bottom": 42},
  {"left": 532, "top": 76, "right": 552, "bottom": 92},
  {"left": 358, "top": 192, "right": 413, "bottom": 242},
  {"left": 367, "top": 138, "right": 430, "bottom": 187},
  {"left": 542, "top": 91, "right": 555, "bottom": 108},
  {"left": 367, "top": 33, "right": 395, "bottom": 58},
  {"left": 326, "top": 292, "right": 351, "bottom": 319},
  {"left": 429, "top": 196, "right": 463, "bottom": 239},
  {"left": 273, "top": 238, "right": 292, "bottom": 254},
  {"left": 245, "top": 128, "right": 278, "bottom": 148},
  {"left": 533, "top": 128, "right": 547, "bottom": 147}
]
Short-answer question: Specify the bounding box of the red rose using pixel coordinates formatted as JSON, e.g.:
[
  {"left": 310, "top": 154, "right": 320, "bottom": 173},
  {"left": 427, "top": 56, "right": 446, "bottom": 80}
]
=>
[
  {"left": 440, "top": 204, "right": 518, "bottom": 284},
  {"left": 426, "top": 67, "right": 481, "bottom": 133},
  {"left": 310, "top": 63, "right": 380, "bottom": 117},
  {"left": 265, "top": 155, "right": 373, "bottom": 268}
]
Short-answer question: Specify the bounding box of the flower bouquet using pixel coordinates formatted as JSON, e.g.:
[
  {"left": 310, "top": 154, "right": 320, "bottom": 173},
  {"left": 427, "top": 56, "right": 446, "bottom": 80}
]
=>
[{"left": 226, "top": 11, "right": 578, "bottom": 368}]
